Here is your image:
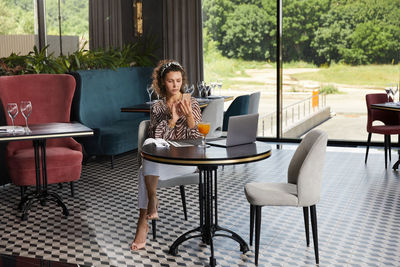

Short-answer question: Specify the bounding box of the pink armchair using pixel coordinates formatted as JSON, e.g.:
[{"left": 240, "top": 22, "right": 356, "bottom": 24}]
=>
[{"left": 0, "top": 74, "right": 83, "bottom": 197}]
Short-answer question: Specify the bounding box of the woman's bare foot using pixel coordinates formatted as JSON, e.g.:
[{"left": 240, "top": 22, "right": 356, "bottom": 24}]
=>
[
  {"left": 131, "top": 219, "right": 149, "bottom": 251},
  {"left": 147, "top": 196, "right": 159, "bottom": 220}
]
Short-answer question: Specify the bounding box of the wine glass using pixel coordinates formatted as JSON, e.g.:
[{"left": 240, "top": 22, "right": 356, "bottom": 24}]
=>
[
  {"left": 7, "top": 103, "right": 18, "bottom": 133},
  {"left": 146, "top": 84, "right": 154, "bottom": 103},
  {"left": 197, "top": 81, "right": 205, "bottom": 98},
  {"left": 198, "top": 122, "right": 210, "bottom": 148},
  {"left": 216, "top": 79, "right": 223, "bottom": 96},
  {"left": 185, "top": 84, "right": 195, "bottom": 96},
  {"left": 391, "top": 85, "right": 399, "bottom": 102},
  {"left": 20, "top": 101, "right": 32, "bottom": 132}
]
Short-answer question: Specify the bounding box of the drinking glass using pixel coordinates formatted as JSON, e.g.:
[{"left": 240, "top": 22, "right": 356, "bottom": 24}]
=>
[
  {"left": 146, "top": 84, "right": 154, "bottom": 103},
  {"left": 198, "top": 122, "right": 210, "bottom": 148},
  {"left": 197, "top": 81, "right": 205, "bottom": 98},
  {"left": 20, "top": 101, "right": 32, "bottom": 132},
  {"left": 7, "top": 103, "right": 18, "bottom": 133},
  {"left": 216, "top": 79, "right": 223, "bottom": 96},
  {"left": 385, "top": 88, "right": 391, "bottom": 102},
  {"left": 185, "top": 84, "right": 195, "bottom": 96}
]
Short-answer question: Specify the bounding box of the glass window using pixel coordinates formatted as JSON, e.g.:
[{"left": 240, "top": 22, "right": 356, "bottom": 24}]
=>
[
  {"left": 202, "top": 0, "right": 277, "bottom": 137},
  {"left": 0, "top": 0, "right": 36, "bottom": 57},
  {"left": 45, "top": 0, "right": 89, "bottom": 56},
  {"left": 282, "top": 0, "right": 400, "bottom": 142}
]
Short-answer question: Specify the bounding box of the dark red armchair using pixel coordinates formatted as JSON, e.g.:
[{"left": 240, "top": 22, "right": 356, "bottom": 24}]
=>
[
  {"left": 0, "top": 74, "right": 83, "bottom": 197},
  {"left": 365, "top": 93, "right": 400, "bottom": 168}
]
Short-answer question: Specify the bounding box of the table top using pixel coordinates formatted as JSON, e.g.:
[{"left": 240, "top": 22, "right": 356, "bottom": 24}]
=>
[
  {"left": 371, "top": 103, "right": 400, "bottom": 112},
  {"left": 141, "top": 141, "right": 272, "bottom": 166},
  {"left": 0, "top": 122, "right": 93, "bottom": 142},
  {"left": 121, "top": 96, "right": 234, "bottom": 113}
]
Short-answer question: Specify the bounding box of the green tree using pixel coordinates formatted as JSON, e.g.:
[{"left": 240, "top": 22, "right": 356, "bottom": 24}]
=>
[{"left": 221, "top": 4, "right": 269, "bottom": 60}]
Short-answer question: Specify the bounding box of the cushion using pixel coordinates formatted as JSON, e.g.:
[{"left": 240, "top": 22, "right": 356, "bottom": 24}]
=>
[{"left": 244, "top": 182, "right": 298, "bottom": 206}]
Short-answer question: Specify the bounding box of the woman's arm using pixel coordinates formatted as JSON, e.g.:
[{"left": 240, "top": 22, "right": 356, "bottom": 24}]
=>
[{"left": 149, "top": 102, "right": 175, "bottom": 140}]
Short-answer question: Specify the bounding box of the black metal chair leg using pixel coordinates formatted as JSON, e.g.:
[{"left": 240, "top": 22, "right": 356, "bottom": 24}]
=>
[
  {"left": 310, "top": 205, "right": 319, "bottom": 264},
  {"left": 365, "top": 133, "right": 371, "bottom": 164},
  {"left": 250, "top": 204, "right": 255, "bottom": 246},
  {"left": 179, "top": 185, "right": 188, "bottom": 220},
  {"left": 303, "top": 206, "right": 310, "bottom": 246},
  {"left": 70, "top": 181, "right": 74, "bottom": 197},
  {"left": 152, "top": 219, "right": 157, "bottom": 240},
  {"left": 20, "top": 186, "right": 27, "bottom": 200},
  {"left": 255, "top": 206, "right": 262, "bottom": 266},
  {"left": 110, "top": 155, "right": 114, "bottom": 169},
  {"left": 384, "top": 135, "right": 388, "bottom": 169},
  {"left": 388, "top": 135, "right": 392, "bottom": 161},
  {"left": 58, "top": 183, "right": 63, "bottom": 189}
]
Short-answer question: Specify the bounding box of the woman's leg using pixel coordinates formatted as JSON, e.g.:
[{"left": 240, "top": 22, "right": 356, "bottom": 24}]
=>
[
  {"left": 145, "top": 175, "right": 159, "bottom": 219},
  {"left": 131, "top": 208, "right": 149, "bottom": 250}
]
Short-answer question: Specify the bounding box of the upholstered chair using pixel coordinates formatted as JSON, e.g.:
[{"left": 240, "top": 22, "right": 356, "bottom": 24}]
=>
[
  {"left": 0, "top": 74, "right": 83, "bottom": 198},
  {"left": 222, "top": 94, "right": 250, "bottom": 131},
  {"left": 248, "top": 91, "right": 261, "bottom": 114},
  {"left": 365, "top": 93, "right": 400, "bottom": 168},
  {"left": 137, "top": 120, "right": 198, "bottom": 239},
  {"left": 244, "top": 129, "right": 328, "bottom": 265},
  {"left": 201, "top": 98, "right": 224, "bottom": 138}
]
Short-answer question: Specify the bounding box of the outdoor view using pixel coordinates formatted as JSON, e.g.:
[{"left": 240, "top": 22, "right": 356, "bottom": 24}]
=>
[
  {"left": 0, "top": 0, "right": 88, "bottom": 57},
  {"left": 202, "top": 0, "right": 400, "bottom": 141}
]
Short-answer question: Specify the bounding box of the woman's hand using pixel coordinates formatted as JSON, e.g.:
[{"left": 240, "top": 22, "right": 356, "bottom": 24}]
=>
[
  {"left": 177, "top": 98, "right": 193, "bottom": 118},
  {"left": 169, "top": 102, "right": 180, "bottom": 128},
  {"left": 178, "top": 99, "right": 196, "bottom": 128}
]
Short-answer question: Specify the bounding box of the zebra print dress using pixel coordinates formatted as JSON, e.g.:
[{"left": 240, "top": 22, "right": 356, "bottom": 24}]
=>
[{"left": 148, "top": 97, "right": 202, "bottom": 140}]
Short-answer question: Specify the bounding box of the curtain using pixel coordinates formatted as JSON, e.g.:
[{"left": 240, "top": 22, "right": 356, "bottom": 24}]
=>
[
  {"left": 89, "top": 0, "right": 124, "bottom": 50},
  {"left": 163, "top": 0, "right": 203, "bottom": 86}
]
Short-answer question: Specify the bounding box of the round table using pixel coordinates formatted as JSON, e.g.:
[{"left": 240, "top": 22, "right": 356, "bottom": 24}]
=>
[{"left": 142, "top": 141, "right": 272, "bottom": 267}]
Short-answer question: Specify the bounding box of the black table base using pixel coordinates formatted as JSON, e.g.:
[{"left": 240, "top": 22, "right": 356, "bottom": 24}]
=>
[
  {"left": 18, "top": 139, "right": 69, "bottom": 220},
  {"left": 168, "top": 166, "right": 249, "bottom": 267}
]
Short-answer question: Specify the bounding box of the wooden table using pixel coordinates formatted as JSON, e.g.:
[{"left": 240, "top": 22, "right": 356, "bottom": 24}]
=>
[
  {"left": 0, "top": 122, "right": 93, "bottom": 220},
  {"left": 141, "top": 141, "right": 271, "bottom": 267},
  {"left": 121, "top": 95, "right": 234, "bottom": 113}
]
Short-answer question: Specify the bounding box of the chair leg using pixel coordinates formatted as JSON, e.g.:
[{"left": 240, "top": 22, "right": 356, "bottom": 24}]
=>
[
  {"left": 110, "top": 155, "right": 114, "bottom": 169},
  {"left": 384, "top": 135, "right": 388, "bottom": 169},
  {"left": 388, "top": 135, "right": 392, "bottom": 161},
  {"left": 152, "top": 219, "right": 157, "bottom": 240},
  {"left": 20, "top": 186, "right": 27, "bottom": 200},
  {"left": 310, "top": 205, "right": 319, "bottom": 265},
  {"left": 250, "top": 204, "right": 255, "bottom": 246},
  {"left": 303, "top": 206, "right": 310, "bottom": 246},
  {"left": 58, "top": 183, "right": 63, "bottom": 189},
  {"left": 365, "top": 133, "right": 372, "bottom": 164},
  {"left": 255, "top": 205, "right": 262, "bottom": 266},
  {"left": 179, "top": 185, "right": 188, "bottom": 220},
  {"left": 70, "top": 182, "right": 75, "bottom": 197}
]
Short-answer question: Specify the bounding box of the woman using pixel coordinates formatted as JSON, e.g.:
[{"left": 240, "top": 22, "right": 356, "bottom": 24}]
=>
[{"left": 131, "top": 60, "right": 202, "bottom": 250}]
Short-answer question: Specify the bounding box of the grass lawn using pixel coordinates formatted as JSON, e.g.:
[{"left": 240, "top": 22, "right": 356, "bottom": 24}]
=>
[
  {"left": 291, "top": 63, "right": 400, "bottom": 88},
  {"left": 204, "top": 50, "right": 400, "bottom": 89}
]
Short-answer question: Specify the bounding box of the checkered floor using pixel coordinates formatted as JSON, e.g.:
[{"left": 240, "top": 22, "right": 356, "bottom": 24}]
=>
[{"left": 0, "top": 145, "right": 400, "bottom": 266}]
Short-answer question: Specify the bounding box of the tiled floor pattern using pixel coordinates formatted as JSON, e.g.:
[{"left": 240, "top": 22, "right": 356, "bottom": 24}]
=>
[{"left": 0, "top": 146, "right": 399, "bottom": 266}]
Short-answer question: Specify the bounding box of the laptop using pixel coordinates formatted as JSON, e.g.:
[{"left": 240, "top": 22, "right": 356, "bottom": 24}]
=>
[{"left": 207, "top": 113, "right": 259, "bottom": 147}]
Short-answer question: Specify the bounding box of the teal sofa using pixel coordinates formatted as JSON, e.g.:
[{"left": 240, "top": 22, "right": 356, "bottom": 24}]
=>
[{"left": 71, "top": 67, "right": 152, "bottom": 166}]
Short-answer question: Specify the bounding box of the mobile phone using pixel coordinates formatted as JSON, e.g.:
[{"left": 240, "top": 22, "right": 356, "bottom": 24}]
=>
[{"left": 182, "top": 93, "right": 191, "bottom": 102}]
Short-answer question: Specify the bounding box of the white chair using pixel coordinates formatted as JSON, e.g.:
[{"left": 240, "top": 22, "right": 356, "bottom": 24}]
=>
[
  {"left": 201, "top": 98, "right": 224, "bottom": 138},
  {"left": 248, "top": 91, "right": 261, "bottom": 114},
  {"left": 137, "top": 120, "right": 199, "bottom": 239},
  {"left": 244, "top": 129, "right": 328, "bottom": 265}
]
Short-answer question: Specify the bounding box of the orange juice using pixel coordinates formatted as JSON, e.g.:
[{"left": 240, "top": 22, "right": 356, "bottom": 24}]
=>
[{"left": 198, "top": 123, "right": 210, "bottom": 135}]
